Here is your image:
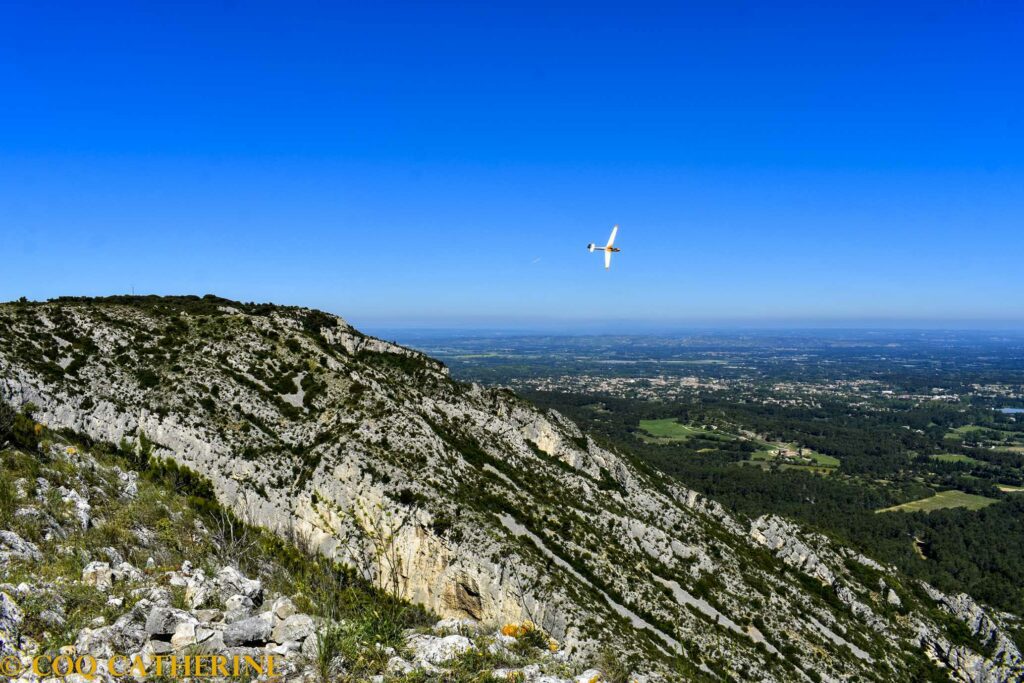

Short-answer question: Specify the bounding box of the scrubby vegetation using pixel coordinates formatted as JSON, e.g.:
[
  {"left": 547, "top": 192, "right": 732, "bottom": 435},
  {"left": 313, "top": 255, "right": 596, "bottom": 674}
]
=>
[{"left": 0, "top": 416, "right": 585, "bottom": 681}]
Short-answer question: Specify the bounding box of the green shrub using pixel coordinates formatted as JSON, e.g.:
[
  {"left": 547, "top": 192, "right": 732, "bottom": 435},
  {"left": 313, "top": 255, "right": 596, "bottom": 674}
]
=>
[
  {"left": 0, "top": 399, "right": 14, "bottom": 443},
  {"left": 137, "top": 368, "right": 160, "bottom": 388},
  {"left": 594, "top": 646, "right": 634, "bottom": 683},
  {"left": 11, "top": 404, "right": 40, "bottom": 451},
  {"left": 0, "top": 471, "right": 16, "bottom": 527},
  {"left": 312, "top": 622, "right": 344, "bottom": 682},
  {"left": 270, "top": 373, "right": 298, "bottom": 395},
  {"left": 508, "top": 622, "right": 550, "bottom": 654}
]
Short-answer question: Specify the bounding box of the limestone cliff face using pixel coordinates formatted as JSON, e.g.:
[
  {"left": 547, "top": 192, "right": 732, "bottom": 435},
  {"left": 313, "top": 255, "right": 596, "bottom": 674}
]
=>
[
  {"left": 749, "top": 515, "right": 1023, "bottom": 683},
  {"left": 1, "top": 296, "right": 1021, "bottom": 681}
]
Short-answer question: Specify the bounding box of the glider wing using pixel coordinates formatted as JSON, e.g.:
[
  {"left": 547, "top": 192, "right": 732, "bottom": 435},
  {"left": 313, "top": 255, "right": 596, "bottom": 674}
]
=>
[{"left": 606, "top": 225, "right": 618, "bottom": 248}]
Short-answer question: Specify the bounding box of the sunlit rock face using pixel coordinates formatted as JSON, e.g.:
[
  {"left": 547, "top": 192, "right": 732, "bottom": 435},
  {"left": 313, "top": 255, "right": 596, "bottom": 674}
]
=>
[{"left": 2, "top": 296, "right": 1022, "bottom": 681}]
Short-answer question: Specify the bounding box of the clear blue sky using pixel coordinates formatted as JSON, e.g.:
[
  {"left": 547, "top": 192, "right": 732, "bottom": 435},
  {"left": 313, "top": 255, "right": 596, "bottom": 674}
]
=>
[{"left": 2, "top": 1, "right": 1022, "bottom": 330}]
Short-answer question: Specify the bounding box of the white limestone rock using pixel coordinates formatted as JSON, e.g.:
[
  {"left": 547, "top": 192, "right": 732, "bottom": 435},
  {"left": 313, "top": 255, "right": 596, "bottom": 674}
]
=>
[
  {"left": 223, "top": 613, "right": 273, "bottom": 647},
  {"left": 272, "top": 614, "right": 315, "bottom": 644},
  {"left": 144, "top": 606, "right": 196, "bottom": 637},
  {"left": 271, "top": 596, "right": 297, "bottom": 622},
  {"left": 0, "top": 531, "right": 42, "bottom": 566},
  {"left": 75, "top": 625, "right": 118, "bottom": 658},
  {"left": 118, "top": 469, "right": 139, "bottom": 499},
  {"left": 387, "top": 656, "right": 415, "bottom": 675},
  {"left": 0, "top": 592, "right": 23, "bottom": 656},
  {"left": 112, "top": 561, "right": 143, "bottom": 584},
  {"left": 58, "top": 486, "right": 92, "bottom": 529},
  {"left": 224, "top": 594, "right": 256, "bottom": 623},
  {"left": 749, "top": 515, "right": 836, "bottom": 585},
  {"left": 216, "top": 567, "right": 263, "bottom": 604},
  {"left": 82, "top": 561, "right": 113, "bottom": 592},
  {"left": 406, "top": 633, "right": 473, "bottom": 665},
  {"left": 432, "top": 617, "right": 480, "bottom": 634}
]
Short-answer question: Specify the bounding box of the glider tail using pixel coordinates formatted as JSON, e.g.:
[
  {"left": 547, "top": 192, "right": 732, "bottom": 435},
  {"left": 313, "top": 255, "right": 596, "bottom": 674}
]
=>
[{"left": 587, "top": 243, "right": 596, "bottom": 252}]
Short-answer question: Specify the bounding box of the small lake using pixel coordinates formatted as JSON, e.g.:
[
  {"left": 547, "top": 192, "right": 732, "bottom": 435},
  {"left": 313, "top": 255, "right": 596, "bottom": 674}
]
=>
[{"left": 997, "top": 407, "right": 1024, "bottom": 414}]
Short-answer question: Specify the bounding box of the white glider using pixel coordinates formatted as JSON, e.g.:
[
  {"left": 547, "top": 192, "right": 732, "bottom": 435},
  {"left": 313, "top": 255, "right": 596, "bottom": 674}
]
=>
[{"left": 587, "top": 225, "right": 621, "bottom": 269}]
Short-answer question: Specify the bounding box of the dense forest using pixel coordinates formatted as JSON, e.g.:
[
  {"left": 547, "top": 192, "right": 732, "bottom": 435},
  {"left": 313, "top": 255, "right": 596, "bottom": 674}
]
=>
[{"left": 526, "top": 390, "right": 1024, "bottom": 617}]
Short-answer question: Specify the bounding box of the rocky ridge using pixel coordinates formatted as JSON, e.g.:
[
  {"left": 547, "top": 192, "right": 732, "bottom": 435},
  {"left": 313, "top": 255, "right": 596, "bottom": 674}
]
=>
[
  {"left": 1, "top": 295, "right": 1022, "bottom": 681},
  {"left": 0, "top": 440, "right": 593, "bottom": 681}
]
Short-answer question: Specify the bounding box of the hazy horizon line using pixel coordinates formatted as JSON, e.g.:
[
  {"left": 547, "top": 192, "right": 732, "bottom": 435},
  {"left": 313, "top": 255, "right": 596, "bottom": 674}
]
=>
[
  {"left": 7, "top": 294, "right": 1022, "bottom": 334},
  {"left": 360, "top": 320, "right": 1024, "bottom": 336}
]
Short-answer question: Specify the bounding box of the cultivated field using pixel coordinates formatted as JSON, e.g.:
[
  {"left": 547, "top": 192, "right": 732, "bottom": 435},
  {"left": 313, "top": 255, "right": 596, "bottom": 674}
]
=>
[
  {"left": 930, "top": 453, "right": 983, "bottom": 464},
  {"left": 637, "top": 418, "right": 723, "bottom": 443},
  {"left": 877, "top": 490, "right": 999, "bottom": 513}
]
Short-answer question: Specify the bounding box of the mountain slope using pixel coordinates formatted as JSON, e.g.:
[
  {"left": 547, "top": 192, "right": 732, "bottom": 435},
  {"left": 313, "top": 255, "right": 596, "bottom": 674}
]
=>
[
  {"left": 1, "top": 295, "right": 1021, "bottom": 681},
  {"left": 0, "top": 432, "right": 583, "bottom": 681}
]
